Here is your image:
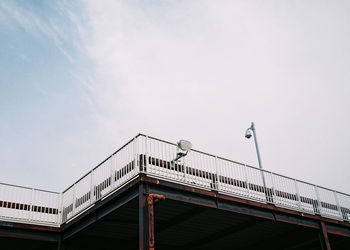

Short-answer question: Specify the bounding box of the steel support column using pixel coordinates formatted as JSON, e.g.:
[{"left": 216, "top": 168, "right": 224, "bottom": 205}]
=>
[
  {"left": 139, "top": 184, "right": 148, "bottom": 250},
  {"left": 319, "top": 221, "right": 331, "bottom": 250},
  {"left": 57, "top": 239, "right": 65, "bottom": 250},
  {"left": 139, "top": 184, "right": 165, "bottom": 250}
]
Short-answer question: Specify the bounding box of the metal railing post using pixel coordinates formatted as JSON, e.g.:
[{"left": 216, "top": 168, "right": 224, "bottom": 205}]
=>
[
  {"left": 244, "top": 164, "right": 250, "bottom": 198},
  {"left": 72, "top": 183, "right": 76, "bottom": 217},
  {"left": 28, "top": 188, "right": 34, "bottom": 221},
  {"left": 134, "top": 136, "right": 138, "bottom": 175},
  {"left": 143, "top": 135, "right": 149, "bottom": 174},
  {"left": 333, "top": 191, "right": 343, "bottom": 220},
  {"left": 260, "top": 169, "right": 267, "bottom": 199},
  {"left": 268, "top": 172, "right": 275, "bottom": 204},
  {"left": 90, "top": 171, "right": 94, "bottom": 205},
  {"left": 215, "top": 156, "right": 219, "bottom": 191},
  {"left": 314, "top": 186, "right": 322, "bottom": 215},
  {"left": 110, "top": 155, "right": 115, "bottom": 191},
  {"left": 58, "top": 192, "right": 63, "bottom": 224},
  {"left": 294, "top": 179, "right": 302, "bottom": 211},
  {"left": 183, "top": 152, "right": 188, "bottom": 184}
]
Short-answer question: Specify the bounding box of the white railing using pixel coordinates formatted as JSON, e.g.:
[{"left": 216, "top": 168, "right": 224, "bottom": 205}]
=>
[
  {"left": 138, "top": 135, "right": 350, "bottom": 221},
  {"left": 0, "top": 183, "right": 60, "bottom": 226},
  {"left": 1, "top": 134, "right": 350, "bottom": 227},
  {"left": 61, "top": 136, "right": 138, "bottom": 223}
]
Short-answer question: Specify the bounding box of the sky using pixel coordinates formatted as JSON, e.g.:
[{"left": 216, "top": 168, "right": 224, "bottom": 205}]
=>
[{"left": 0, "top": 0, "right": 350, "bottom": 194}]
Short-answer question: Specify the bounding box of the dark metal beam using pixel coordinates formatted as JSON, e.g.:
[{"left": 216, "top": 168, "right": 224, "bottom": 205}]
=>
[
  {"left": 273, "top": 213, "right": 319, "bottom": 229},
  {"left": 0, "top": 226, "right": 60, "bottom": 242},
  {"left": 0, "top": 220, "right": 59, "bottom": 232},
  {"left": 326, "top": 223, "right": 350, "bottom": 238},
  {"left": 217, "top": 199, "right": 276, "bottom": 221},
  {"left": 319, "top": 221, "right": 332, "bottom": 250}
]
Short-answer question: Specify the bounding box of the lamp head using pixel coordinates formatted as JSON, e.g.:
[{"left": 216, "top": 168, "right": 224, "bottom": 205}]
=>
[
  {"left": 177, "top": 140, "right": 192, "bottom": 152},
  {"left": 245, "top": 129, "right": 252, "bottom": 139}
]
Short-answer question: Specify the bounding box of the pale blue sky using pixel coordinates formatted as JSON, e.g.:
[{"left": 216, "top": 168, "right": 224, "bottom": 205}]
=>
[{"left": 1, "top": 0, "right": 350, "bottom": 193}]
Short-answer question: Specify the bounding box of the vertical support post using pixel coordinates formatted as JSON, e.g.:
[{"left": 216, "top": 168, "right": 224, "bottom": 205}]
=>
[
  {"left": 319, "top": 221, "right": 331, "bottom": 250},
  {"left": 139, "top": 183, "right": 148, "bottom": 250},
  {"left": 57, "top": 238, "right": 65, "bottom": 250},
  {"left": 139, "top": 184, "right": 165, "bottom": 250},
  {"left": 147, "top": 195, "right": 156, "bottom": 250}
]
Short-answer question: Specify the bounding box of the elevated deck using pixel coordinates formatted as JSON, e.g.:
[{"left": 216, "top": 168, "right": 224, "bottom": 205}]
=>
[{"left": 1, "top": 134, "right": 350, "bottom": 249}]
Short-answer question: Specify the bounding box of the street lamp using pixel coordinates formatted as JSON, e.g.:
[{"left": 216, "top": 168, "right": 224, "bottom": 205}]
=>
[
  {"left": 245, "top": 122, "right": 267, "bottom": 191},
  {"left": 172, "top": 139, "right": 192, "bottom": 162}
]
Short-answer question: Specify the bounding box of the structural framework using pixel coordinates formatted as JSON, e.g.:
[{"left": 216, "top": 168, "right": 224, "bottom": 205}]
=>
[{"left": 0, "top": 134, "right": 349, "bottom": 249}]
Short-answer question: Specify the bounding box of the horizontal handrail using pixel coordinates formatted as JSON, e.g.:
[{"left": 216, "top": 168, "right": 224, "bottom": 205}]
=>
[{"left": 0, "top": 182, "right": 60, "bottom": 194}]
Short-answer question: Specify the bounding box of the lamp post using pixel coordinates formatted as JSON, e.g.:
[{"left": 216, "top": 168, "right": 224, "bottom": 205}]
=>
[{"left": 245, "top": 122, "right": 267, "bottom": 191}]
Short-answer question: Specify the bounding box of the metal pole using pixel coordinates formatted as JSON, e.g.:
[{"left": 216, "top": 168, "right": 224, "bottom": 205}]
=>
[
  {"left": 250, "top": 123, "right": 262, "bottom": 169},
  {"left": 250, "top": 122, "right": 267, "bottom": 191}
]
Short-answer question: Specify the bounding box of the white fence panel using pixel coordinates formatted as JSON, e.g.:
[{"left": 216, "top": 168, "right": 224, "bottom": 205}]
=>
[
  {"left": 317, "top": 187, "right": 342, "bottom": 220},
  {"left": 272, "top": 174, "right": 299, "bottom": 210}
]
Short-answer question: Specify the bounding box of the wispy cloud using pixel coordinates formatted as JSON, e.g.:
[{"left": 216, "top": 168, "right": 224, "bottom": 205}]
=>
[{"left": 0, "top": 1, "right": 83, "bottom": 63}]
